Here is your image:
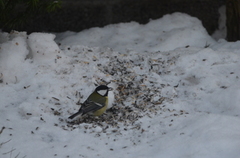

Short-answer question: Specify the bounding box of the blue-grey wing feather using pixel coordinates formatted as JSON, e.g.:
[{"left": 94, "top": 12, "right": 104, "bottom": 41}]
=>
[{"left": 81, "top": 100, "right": 104, "bottom": 115}]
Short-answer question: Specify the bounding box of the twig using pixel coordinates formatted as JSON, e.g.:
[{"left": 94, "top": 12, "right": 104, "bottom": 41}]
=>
[
  {"left": 15, "top": 76, "right": 18, "bottom": 84},
  {"left": 2, "top": 147, "right": 16, "bottom": 155},
  {"left": 52, "top": 97, "right": 60, "bottom": 101},
  {"left": 0, "top": 126, "right": 5, "bottom": 134},
  {"left": 0, "top": 73, "right": 3, "bottom": 83},
  {"left": 0, "top": 139, "right": 11, "bottom": 148},
  {"left": 14, "top": 152, "right": 20, "bottom": 158}
]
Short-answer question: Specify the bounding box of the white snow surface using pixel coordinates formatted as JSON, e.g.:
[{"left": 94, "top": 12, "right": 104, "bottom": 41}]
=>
[{"left": 0, "top": 12, "right": 240, "bottom": 158}]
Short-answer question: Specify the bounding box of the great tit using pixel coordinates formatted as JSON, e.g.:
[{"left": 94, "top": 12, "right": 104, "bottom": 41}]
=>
[{"left": 68, "top": 85, "right": 113, "bottom": 119}]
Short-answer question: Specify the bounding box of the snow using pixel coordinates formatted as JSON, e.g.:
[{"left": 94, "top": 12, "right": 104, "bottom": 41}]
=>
[
  {"left": 57, "top": 13, "right": 216, "bottom": 53},
  {"left": 212, "top": 5, "right": 226, "bottom": 40},
  {"left": 1, "top": 12, "right": 240, "bottom": 158}
]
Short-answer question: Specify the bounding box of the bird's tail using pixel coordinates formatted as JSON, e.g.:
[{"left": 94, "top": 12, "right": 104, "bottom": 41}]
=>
[{"left": 68, "top": 111, "right": 82, "bottom": 119}]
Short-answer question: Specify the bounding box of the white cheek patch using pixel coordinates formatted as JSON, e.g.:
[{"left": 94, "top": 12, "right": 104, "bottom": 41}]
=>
[{"left": 97, "top": 89, "right": 107, "bottom": 96}]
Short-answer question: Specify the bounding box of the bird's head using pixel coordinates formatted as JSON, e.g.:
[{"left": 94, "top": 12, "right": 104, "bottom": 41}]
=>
[{"left": 95, "top": 85, "right": 113, "bottom": 96}]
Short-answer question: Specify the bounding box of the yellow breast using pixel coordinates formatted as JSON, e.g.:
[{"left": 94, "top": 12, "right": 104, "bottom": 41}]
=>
[{"left": 93, "top": 97, "right": 108, "bottom": 116}]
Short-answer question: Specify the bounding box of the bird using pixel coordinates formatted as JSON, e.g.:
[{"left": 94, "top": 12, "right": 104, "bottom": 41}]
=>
[{"left": 68, "top": 85, "right": 113, "bottom": 119}]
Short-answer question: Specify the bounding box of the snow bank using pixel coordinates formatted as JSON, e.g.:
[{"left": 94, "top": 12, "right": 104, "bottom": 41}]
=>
[{"left": 56, "top": 13, "right": 216, "bottom": 53}]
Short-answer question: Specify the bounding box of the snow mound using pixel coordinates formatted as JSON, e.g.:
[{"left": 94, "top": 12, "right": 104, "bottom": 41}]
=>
[{"left": 56, "top": 13, "right": 216, "bottom": 53}]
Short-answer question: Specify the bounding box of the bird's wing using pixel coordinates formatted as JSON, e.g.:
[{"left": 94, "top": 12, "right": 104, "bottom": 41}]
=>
[{"left": 81, "top": 98, "right": 105, "bottom": 115}]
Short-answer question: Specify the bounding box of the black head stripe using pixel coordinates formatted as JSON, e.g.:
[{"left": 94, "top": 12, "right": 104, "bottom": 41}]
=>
[{"left": 95, "top": 85, "right": 109, "bottom": 91}]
